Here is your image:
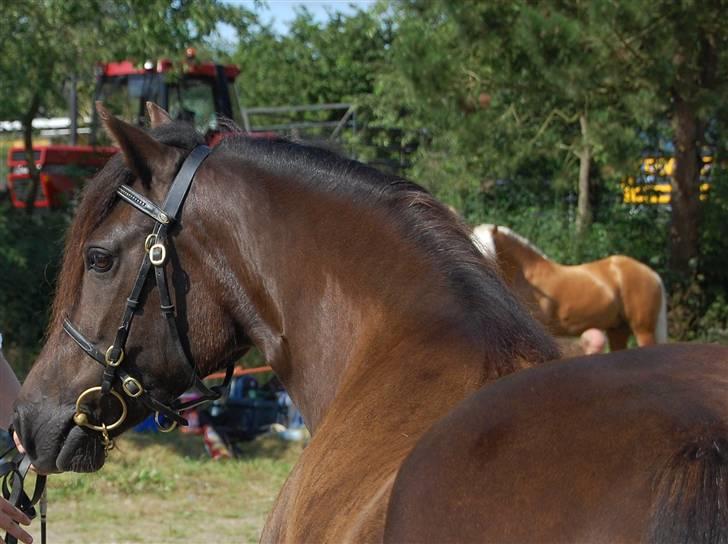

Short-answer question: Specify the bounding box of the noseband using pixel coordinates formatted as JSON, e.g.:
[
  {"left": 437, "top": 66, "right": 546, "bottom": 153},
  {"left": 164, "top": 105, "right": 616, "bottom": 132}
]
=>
[{"left": 63, "top": 145, "right": 234, "bottom": 449}]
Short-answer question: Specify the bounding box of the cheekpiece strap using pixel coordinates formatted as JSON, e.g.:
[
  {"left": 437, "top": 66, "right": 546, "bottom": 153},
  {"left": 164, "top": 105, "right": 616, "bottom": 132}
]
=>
[{"left": 163, "top": 145, "right": 211, "bottom": 219}]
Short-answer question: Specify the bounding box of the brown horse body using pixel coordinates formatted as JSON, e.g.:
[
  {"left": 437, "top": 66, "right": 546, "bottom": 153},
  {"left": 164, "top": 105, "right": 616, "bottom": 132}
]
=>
[
  {"left": 473, "top": 224, "right": 667, "bottom": 350},
  {"left": 386, "top": 343, "right": 728, "bottom": 543},
  {"left": 12, "top": 109, "right": 728, "bottom": 542}
]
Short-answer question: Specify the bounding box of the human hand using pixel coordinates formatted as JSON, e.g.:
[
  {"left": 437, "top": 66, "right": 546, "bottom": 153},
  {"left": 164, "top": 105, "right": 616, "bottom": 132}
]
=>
[
  {"left": 12, "top": 433, "right": 24, "bottom": 455},
  {"left": 0, "top": 496, "right": 32, "bottom": 544}
]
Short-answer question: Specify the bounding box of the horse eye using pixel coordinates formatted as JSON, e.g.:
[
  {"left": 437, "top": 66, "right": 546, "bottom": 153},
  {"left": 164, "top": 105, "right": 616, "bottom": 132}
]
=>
[{"left": 87, "top": 248, "right": 114, "bottom": 273}]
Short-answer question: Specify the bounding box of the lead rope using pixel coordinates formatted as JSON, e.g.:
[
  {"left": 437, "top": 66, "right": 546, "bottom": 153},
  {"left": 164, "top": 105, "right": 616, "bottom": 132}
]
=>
[
  {"left": 39, "top": 488, "right": 47, "bottom": 544},
  {"left": 1, "top": 428, "right": 47, "bottom": 544}
]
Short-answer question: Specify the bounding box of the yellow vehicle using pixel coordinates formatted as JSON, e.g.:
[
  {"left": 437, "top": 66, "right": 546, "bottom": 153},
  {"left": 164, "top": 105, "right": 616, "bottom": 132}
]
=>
[{"left": 622, "top": 156, "right": 712, "bottom": 204}]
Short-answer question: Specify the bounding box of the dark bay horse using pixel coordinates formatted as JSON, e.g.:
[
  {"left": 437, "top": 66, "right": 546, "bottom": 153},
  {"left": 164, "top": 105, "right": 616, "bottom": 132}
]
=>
[
  {"left": 473, "top": 224, "right": 668, "bottom": 350},
  {"left": 12, "top": 105, "right": 728, "bottom": 542},
  {"left": 385, "top": 343, "right": 728, "bottom": 543},
  {"left": 13, "top": 104, "right": 557, "bottom": 541}
]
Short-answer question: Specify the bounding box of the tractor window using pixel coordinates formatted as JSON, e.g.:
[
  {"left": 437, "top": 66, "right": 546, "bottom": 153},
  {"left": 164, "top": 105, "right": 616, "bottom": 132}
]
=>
[
  {"left": 227, "top": 81, "right": 244, "bottom": 127},
  {"left": 168, "top": 77, "right": 217, "bottom": 133},
  {"left": 96, "top": 74, "right": 162, "bottom": 127}
]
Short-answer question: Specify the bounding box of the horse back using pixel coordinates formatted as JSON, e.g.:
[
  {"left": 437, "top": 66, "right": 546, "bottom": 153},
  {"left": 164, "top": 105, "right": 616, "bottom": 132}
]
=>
[{"left": 384, "top": 344, "right": 728, "bottom": 543}]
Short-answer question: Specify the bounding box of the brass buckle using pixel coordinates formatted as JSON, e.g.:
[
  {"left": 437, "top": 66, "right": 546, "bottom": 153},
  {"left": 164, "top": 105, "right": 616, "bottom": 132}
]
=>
[
  {"left": 155, "top": 412, "right": 178, "bottom": 433},
  {"left": 73, "top": 386, "right": 128, "bottom": 432},
  {"left": 149, "top": 243, "right": 167, "bottom": 266},
  {"left": 121, "top": 376, "right": 144, "bottom": 398},
  {"left": 105, "top": 345, "right": 124, "bottom": 367}
]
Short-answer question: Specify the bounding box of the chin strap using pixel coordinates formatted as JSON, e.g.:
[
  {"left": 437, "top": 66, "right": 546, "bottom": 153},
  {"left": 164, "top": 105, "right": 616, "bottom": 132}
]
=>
[{"left": 0, "top": 427, "right": 47, "bottom": 544}]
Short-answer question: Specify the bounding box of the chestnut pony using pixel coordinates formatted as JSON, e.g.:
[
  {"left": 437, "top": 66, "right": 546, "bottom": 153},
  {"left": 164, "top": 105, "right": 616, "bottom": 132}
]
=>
[
  {"left": 14, "top": 107, "right": 728, "bottom": 542},
  {"left": 473, "top": 224, "right": 667, "bottom": 350}
]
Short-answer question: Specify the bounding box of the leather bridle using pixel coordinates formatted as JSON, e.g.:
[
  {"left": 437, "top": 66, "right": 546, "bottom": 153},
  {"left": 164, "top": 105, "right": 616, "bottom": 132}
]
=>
[{"left": 62, "top": 144, "right": 234, "bottom": 450}]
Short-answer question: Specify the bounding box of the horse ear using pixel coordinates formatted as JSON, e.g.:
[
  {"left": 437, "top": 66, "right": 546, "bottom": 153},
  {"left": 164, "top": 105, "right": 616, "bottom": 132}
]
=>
[
  {"left": 493, "top": 225, "right": 499, "bottom": 234},
  {"left": 96, "top": 102, "right": 180, "bottom": 189},
  {"left": 146, "top": 101, "right": 172, "bottom": 128}
]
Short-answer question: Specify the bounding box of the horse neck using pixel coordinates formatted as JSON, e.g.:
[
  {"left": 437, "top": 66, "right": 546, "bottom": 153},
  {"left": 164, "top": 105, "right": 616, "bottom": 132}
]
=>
[
  {"left": 497, "top": 234, "right": 549, "bottom": 276},
  {"left": 199, "top": 168, "right": 490, "bottom": 433}
]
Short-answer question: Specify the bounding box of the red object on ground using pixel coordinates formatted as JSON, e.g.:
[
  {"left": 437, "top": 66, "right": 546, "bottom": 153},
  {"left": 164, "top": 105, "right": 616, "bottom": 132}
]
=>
[
  {"left": 202, "top": 424, "right": 232, "bottom": 460},
  {"left": 205, "top": 365, "right": 273, "bottom": 381}
]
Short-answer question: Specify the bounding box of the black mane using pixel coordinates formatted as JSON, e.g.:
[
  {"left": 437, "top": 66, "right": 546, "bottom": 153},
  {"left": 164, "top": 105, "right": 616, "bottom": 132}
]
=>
[{"left": 218, "top": 133, "right": 560, "bottom": 369}]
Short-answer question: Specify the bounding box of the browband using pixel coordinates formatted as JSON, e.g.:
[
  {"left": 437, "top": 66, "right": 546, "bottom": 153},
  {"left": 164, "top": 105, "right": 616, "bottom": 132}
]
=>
[{"left": 117, "top": 185, "right": 169, "bottom": 224}]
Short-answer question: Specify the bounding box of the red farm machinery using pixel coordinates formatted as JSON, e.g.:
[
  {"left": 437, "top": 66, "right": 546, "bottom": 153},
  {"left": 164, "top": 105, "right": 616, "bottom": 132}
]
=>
[{"left": 6, "top": 50, "right": 244, "bottom": 209}]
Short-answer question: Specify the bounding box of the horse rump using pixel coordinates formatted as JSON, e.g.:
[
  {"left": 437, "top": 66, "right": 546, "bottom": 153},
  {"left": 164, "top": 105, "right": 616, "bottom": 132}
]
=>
[{"left": 649, "top": 434, "right": 728, "bottom": 543}]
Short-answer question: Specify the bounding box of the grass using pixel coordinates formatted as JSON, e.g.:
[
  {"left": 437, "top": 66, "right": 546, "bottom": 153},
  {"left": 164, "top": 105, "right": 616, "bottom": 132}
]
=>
[{"left": 23, "top": 431, "right": 304, "bottom": 543}]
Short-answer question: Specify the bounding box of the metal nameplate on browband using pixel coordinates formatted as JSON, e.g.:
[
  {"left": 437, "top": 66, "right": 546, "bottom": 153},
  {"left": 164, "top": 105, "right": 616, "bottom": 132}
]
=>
[{"left": 117, "top": 185, "right": 170, "bottom": 224}]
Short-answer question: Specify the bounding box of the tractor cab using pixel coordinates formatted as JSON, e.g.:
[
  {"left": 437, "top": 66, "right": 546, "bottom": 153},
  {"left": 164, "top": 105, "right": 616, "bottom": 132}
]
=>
[
  {"left": 92, "top": 49, "right": 243, "bottom": 142},
  {"left": 7, "top": 50, "right": 242, "bottom": 209}
]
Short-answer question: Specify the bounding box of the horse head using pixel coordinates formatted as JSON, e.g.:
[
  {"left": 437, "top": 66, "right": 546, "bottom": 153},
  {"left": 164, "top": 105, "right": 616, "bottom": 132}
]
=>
[{"left": 14, "top": 104, "right": 249, "bottom": 473}]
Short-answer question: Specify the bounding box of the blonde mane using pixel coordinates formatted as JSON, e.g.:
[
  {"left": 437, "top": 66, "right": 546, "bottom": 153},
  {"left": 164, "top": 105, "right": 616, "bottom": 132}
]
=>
[{"left": 472, "top": 224, "right": 549, "bottom": 260}]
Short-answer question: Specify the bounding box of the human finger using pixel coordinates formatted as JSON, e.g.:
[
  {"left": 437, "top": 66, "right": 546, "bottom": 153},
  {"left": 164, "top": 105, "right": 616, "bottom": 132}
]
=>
[
  {"left": 11, "top": 433, "right": 40, "bottom": 474},
  {"left": 0, "top": 499, "right": 31, "bottom": 525},
  {"left": 0, "top": 512, "right": 33, "bottom": 544},
  {"left": 12, "top": 432, "right": 25, "bottom": 454}
]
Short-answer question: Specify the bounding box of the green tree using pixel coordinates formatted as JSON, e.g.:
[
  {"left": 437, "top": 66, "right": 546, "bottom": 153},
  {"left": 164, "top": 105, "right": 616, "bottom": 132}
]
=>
[
  {"left": 372, "top": 0, "right": 727, "bottom": 335},
  {"left": 372, "top": 1, "right": 652, "bottom": 231},
  {"left": 592, "top": 2, "right": 727, "bottom": 277},
  {"left": 230, "top": 7, "right": 392, "bottom": 144}
]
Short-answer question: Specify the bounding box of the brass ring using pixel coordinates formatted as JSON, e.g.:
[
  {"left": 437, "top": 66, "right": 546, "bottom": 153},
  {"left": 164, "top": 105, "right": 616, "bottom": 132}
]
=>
[
  {"left": 73, "top": 386, "right": 128, "bottom": 432},
  {"left": 155, "top": 412, "right": 178, "bottom": 433},
  {"left": 105, "top": 345, "right": 124, "bottom": 367},
  {"left": 144, "top": 233, "right": 157, "bottom": 252}
]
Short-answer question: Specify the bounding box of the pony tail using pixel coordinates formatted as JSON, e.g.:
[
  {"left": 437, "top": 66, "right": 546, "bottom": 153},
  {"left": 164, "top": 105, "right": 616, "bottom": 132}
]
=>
[
  {"left": 648, "top": 435, "right": 728, "bottom": 543},
  {"left": 654, "top": 276, "right": 668, "bottom": 343}
]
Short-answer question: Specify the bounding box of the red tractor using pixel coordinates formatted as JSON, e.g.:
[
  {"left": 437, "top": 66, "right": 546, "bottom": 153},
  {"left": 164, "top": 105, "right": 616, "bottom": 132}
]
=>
[{"left": 7, "top": 50, "right": 244, "bottom": 209}]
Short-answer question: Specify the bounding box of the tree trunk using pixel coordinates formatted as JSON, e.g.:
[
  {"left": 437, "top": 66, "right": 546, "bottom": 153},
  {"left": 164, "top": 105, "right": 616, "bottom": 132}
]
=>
[
  {"left": 22, "top": 92, "right": 42, "bottom": 214},
  {"left": 576, "top": 114, "right": 592, "bottom": 235},
  {"left": 669, "top": 95, "right": 702, "bottom": 278}
]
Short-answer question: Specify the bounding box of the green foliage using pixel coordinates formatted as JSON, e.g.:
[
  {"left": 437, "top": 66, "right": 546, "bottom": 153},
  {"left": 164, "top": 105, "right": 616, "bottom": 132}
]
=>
[
  {"left": 0, "top": 204, "right": 69, "bottom": 375},
  {"left": 700, "top": 166, "right": 728, "bottom": 294},
  {"left": 468, "top": 178, "right": 670, "bottom": 268},
  {"left": 695, "top": 295, "right": 728, "bottom": 344},
  {"left": 233, "top": 8, "right": 391, "bottom": 108},
  {"left": 367, "top": 0, "right": 726, "bottom": 340},
  {"left": 227, "top": 6, "right": 392, "bottom": 151}
]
